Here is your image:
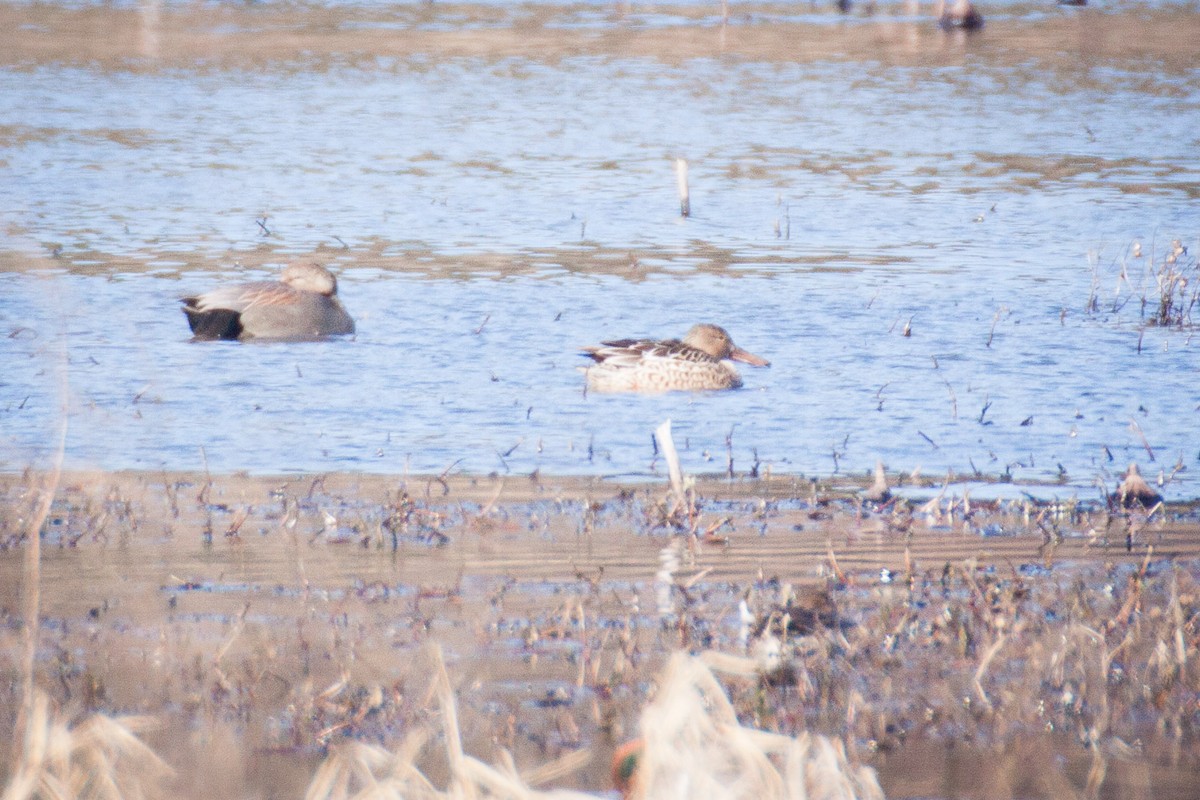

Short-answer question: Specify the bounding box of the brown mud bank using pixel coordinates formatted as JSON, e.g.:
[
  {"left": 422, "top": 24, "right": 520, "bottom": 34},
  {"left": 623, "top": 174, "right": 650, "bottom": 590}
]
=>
[
  {"left": 2, "top": 3, "right": 1199, "bottom": 71},
  {"left": 2, "top": 468, "right": 1199, "bottom": 798}
]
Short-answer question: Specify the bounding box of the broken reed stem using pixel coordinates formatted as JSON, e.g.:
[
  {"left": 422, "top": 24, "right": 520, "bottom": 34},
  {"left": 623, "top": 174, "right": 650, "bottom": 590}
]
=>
[
  {"left": 972, "top": 634, "right": 1007, "bottom": 714},
  {"left": 431, "top": 646, "right": 469, "bottom": 797},
  {"left": 1128, "top": 418, "right": 1156, "bottom": 461},
  {"left": 941, "top": 378, "right": 958, "bottom": 419},
  {"left": 655, "top": 419, "right": 685, "bottom": 509},
  {"left": 1085, "top": 250, "right": 1100, "bottom": 314},
  {"left": 986, "top": 306, "right": 1007, "bottom": 348},
  {"left": 726, "top": 427, "right": 735, "bottom": 479},
  {"left": 675, "top": 158, "right": 690, "bottom": 218}
]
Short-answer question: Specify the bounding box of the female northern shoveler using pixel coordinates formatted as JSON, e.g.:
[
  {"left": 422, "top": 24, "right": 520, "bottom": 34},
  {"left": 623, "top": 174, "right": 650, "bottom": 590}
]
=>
[
  {"left": 580, "top": 323, "right": 769, "bottom": 393},
  {"left": 182, "top": 261, "right": 355, "bottom": 341}
]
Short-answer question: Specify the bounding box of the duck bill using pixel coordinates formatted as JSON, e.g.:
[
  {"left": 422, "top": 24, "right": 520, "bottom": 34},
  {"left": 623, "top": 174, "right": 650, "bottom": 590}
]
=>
[{"left": 729, "top": 346, "right": 770, "bottom": 367}]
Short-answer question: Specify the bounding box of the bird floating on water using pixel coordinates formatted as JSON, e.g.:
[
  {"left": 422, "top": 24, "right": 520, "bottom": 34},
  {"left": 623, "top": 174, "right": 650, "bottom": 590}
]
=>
[
  {"left": 580, "top": 323, "right": 770, "bottom": 393},
  {"left": 181, "top": 261, "right": 355, "bottom": 341}
]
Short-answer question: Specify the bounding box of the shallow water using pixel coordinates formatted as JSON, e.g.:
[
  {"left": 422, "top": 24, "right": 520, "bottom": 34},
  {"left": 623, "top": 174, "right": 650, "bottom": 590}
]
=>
[{"left": 1, "top": 2, "right": 1199, "bottom": 497}]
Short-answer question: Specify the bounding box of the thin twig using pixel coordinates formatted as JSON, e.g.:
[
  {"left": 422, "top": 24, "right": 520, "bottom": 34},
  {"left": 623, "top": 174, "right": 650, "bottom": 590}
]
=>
[
  {"left": 972, "top": 635, "right": 1007, "bottom": 714},
  {"left": 1128, "top": 418, "right": 1156, "bottom": 461}
]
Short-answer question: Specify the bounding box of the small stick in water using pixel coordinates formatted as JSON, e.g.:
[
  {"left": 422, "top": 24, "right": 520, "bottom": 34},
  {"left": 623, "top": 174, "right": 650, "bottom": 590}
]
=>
[
  {"left": 655, "top": 419, "right": 685, "bottom": 508},
  {"left": 675, "top": 158, "right": 690, "bottom": 218}
]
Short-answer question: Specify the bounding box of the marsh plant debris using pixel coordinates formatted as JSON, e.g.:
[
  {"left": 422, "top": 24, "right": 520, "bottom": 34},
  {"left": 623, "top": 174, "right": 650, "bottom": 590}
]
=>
[
  {"left": 3, "top": 469, "right": 1200, "bottom": 799},
  {"left": 1087, "top": 238, "right": 1199, "bottom": 329},
  {"left": 2, "top": 648, "right": 882, "bottom": 800}
]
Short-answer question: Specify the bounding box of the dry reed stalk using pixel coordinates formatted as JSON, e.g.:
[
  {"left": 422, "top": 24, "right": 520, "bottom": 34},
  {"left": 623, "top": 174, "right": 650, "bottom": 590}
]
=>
[
  {"left": 305, "top": 646, "right": 599, "bottom": 800},
  {"left": 304, "top": 734, "right": 433, "bottom": 800},
  {"left": 3, "top": 690, "right": 172, "bottom": 800},
  {"left": 1084, "top": 739, "right": 1107, "bottom": 799},
  {"left": 8, "top": 289, "right": 70, "bottom": 798},
  {"left": 654, "top": 420, "right": 683, "bottom": 503},
  {"left": 636, "top": 654, "right": 884, "bottom": 800},
  {"left": 654, "top": 420, "right": 686, "bottom": 515},
  {"left": 10, "top": 467, "right": 58, "bottom": 784},
  {"left": 1145, "top": 239, "right": 1198, "bottom": 327},
  {"left": 517, "top": 749, "right": 592, "bottom": 789},
  {"left": 675, "top": 159, "right": 690, "bottom": 218},
  {"left": 300, "top": 645, "right": 885, "bottom": 800},
  {"left": 971, "top": 635, "right": 1007, "bottom": 714},
  {"left": 431, "top": 645, "right": 475, "bottom": 800},
  {"left": 825, "top": 541, "right": 849, "bottom": 585}
]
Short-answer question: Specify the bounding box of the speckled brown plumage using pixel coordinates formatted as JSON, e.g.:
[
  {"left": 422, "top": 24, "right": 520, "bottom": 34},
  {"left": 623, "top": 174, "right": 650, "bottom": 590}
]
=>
[{"left": 580, "top": 323, "right": 769, "bottom": 393}]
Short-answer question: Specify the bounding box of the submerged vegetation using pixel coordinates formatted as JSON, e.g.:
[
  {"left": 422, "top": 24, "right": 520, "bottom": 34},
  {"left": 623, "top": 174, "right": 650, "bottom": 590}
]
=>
[
  {"left": 1088, "top": 237, "right": 1198, "bottom": 329},
  {"left": 1146, "top": 240, "right": 1199, "bottom": 328}
]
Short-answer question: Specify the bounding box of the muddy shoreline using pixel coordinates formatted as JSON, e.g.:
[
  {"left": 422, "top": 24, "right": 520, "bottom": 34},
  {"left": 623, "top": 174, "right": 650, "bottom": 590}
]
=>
[
  {"left": 2, "top": 468, "right": 1199, "bottom": 797},
  {"left": 4, "top": 4, "right": 1199, "bottom": 70}
]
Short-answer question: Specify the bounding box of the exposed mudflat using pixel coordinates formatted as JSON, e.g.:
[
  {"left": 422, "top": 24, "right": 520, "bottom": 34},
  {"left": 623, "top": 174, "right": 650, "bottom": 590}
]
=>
[
  {"left": 2, "top": 468, "right": 1199, "bottom": 797},
  {"left": 3, "top": 3, "right": 1199, "bottom": 68}
]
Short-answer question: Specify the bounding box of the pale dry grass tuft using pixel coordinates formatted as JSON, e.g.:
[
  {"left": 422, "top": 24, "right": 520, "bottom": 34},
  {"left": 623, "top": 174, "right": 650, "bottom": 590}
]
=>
[
  {"left": 304, "top": 646, "right": 597, "bottom": 800},
  {"left": 2, "top": 691, "right": 172, "bottom": 800},
  {"left": 635, "top": 654, "right": 883, "bottom": 800},
  {"left": 303, "top": 649, "right": 882, "bottom": 800},
  {"left": 304, "top": 737, "right": 432, "bottom": 800}
]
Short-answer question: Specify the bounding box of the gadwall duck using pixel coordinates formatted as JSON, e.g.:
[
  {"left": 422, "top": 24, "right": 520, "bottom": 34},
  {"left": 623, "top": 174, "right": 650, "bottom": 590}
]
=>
[
  {"left": 581, "top": 323, "right": 769, "bottom": 393},
  {"left": 937, "top": 0, "right": 983, "bottom": 30},
  {"left": 182, "top": 262, "right": 355, "bottom": 341}
]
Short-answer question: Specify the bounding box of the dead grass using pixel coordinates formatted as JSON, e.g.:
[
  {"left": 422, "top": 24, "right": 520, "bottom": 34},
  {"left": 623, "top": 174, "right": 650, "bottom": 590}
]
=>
[
  {"left": 1, "top": 649, "right": 881, "bottom": 800},
  {"left": 1145, "top": 240, "right": 1198, "bottom": 328},
  {"left": 3, "top": 466, "right": 1200, "bottom": 799},
  {"left": 282, "top": 647, "right": 884, "bottom": 800},
  {"left": 1087, "top": 237, "right": 1199, "bottom": 330},
  {"left": 2, "top": 692, "right": 172, "bottom": 800}
]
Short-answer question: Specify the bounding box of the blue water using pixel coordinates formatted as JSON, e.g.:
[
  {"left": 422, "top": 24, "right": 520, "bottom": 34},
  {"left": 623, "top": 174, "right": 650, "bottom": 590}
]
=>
[{"left": 2, "top": 2, "right": 1198, "bottom": 498}]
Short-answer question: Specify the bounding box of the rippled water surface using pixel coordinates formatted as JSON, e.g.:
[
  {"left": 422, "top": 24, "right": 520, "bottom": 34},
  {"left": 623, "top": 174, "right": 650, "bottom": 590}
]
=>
[{"left": 2, "top": 1, "right": 1199, "bottom": 496}]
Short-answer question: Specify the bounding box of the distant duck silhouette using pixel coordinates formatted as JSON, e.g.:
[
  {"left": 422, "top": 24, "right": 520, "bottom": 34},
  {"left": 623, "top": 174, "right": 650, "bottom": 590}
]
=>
[
  {"left": 937, "top": 0, "right": 983, "bottom": 30},
  {"left": 181, "top": 261, "right": 355, "bottom": 341},
  {"left": 863, "top": 460, "right": 892, "bottom": 504},
  {"left": 580, "top": 323, "right": 769, "bottom": 393},
  {"left": 751, "top": 585, "right": 839, "bottom": 639},
  {"left": 1110, "top": 463, "right": 1162, "bottom": 509}
]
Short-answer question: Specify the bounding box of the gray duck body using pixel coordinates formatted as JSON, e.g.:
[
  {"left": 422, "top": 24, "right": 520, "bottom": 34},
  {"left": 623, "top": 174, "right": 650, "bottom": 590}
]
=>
[{"left": 182, "top": 262, "right": 355, "bottom": 341}]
